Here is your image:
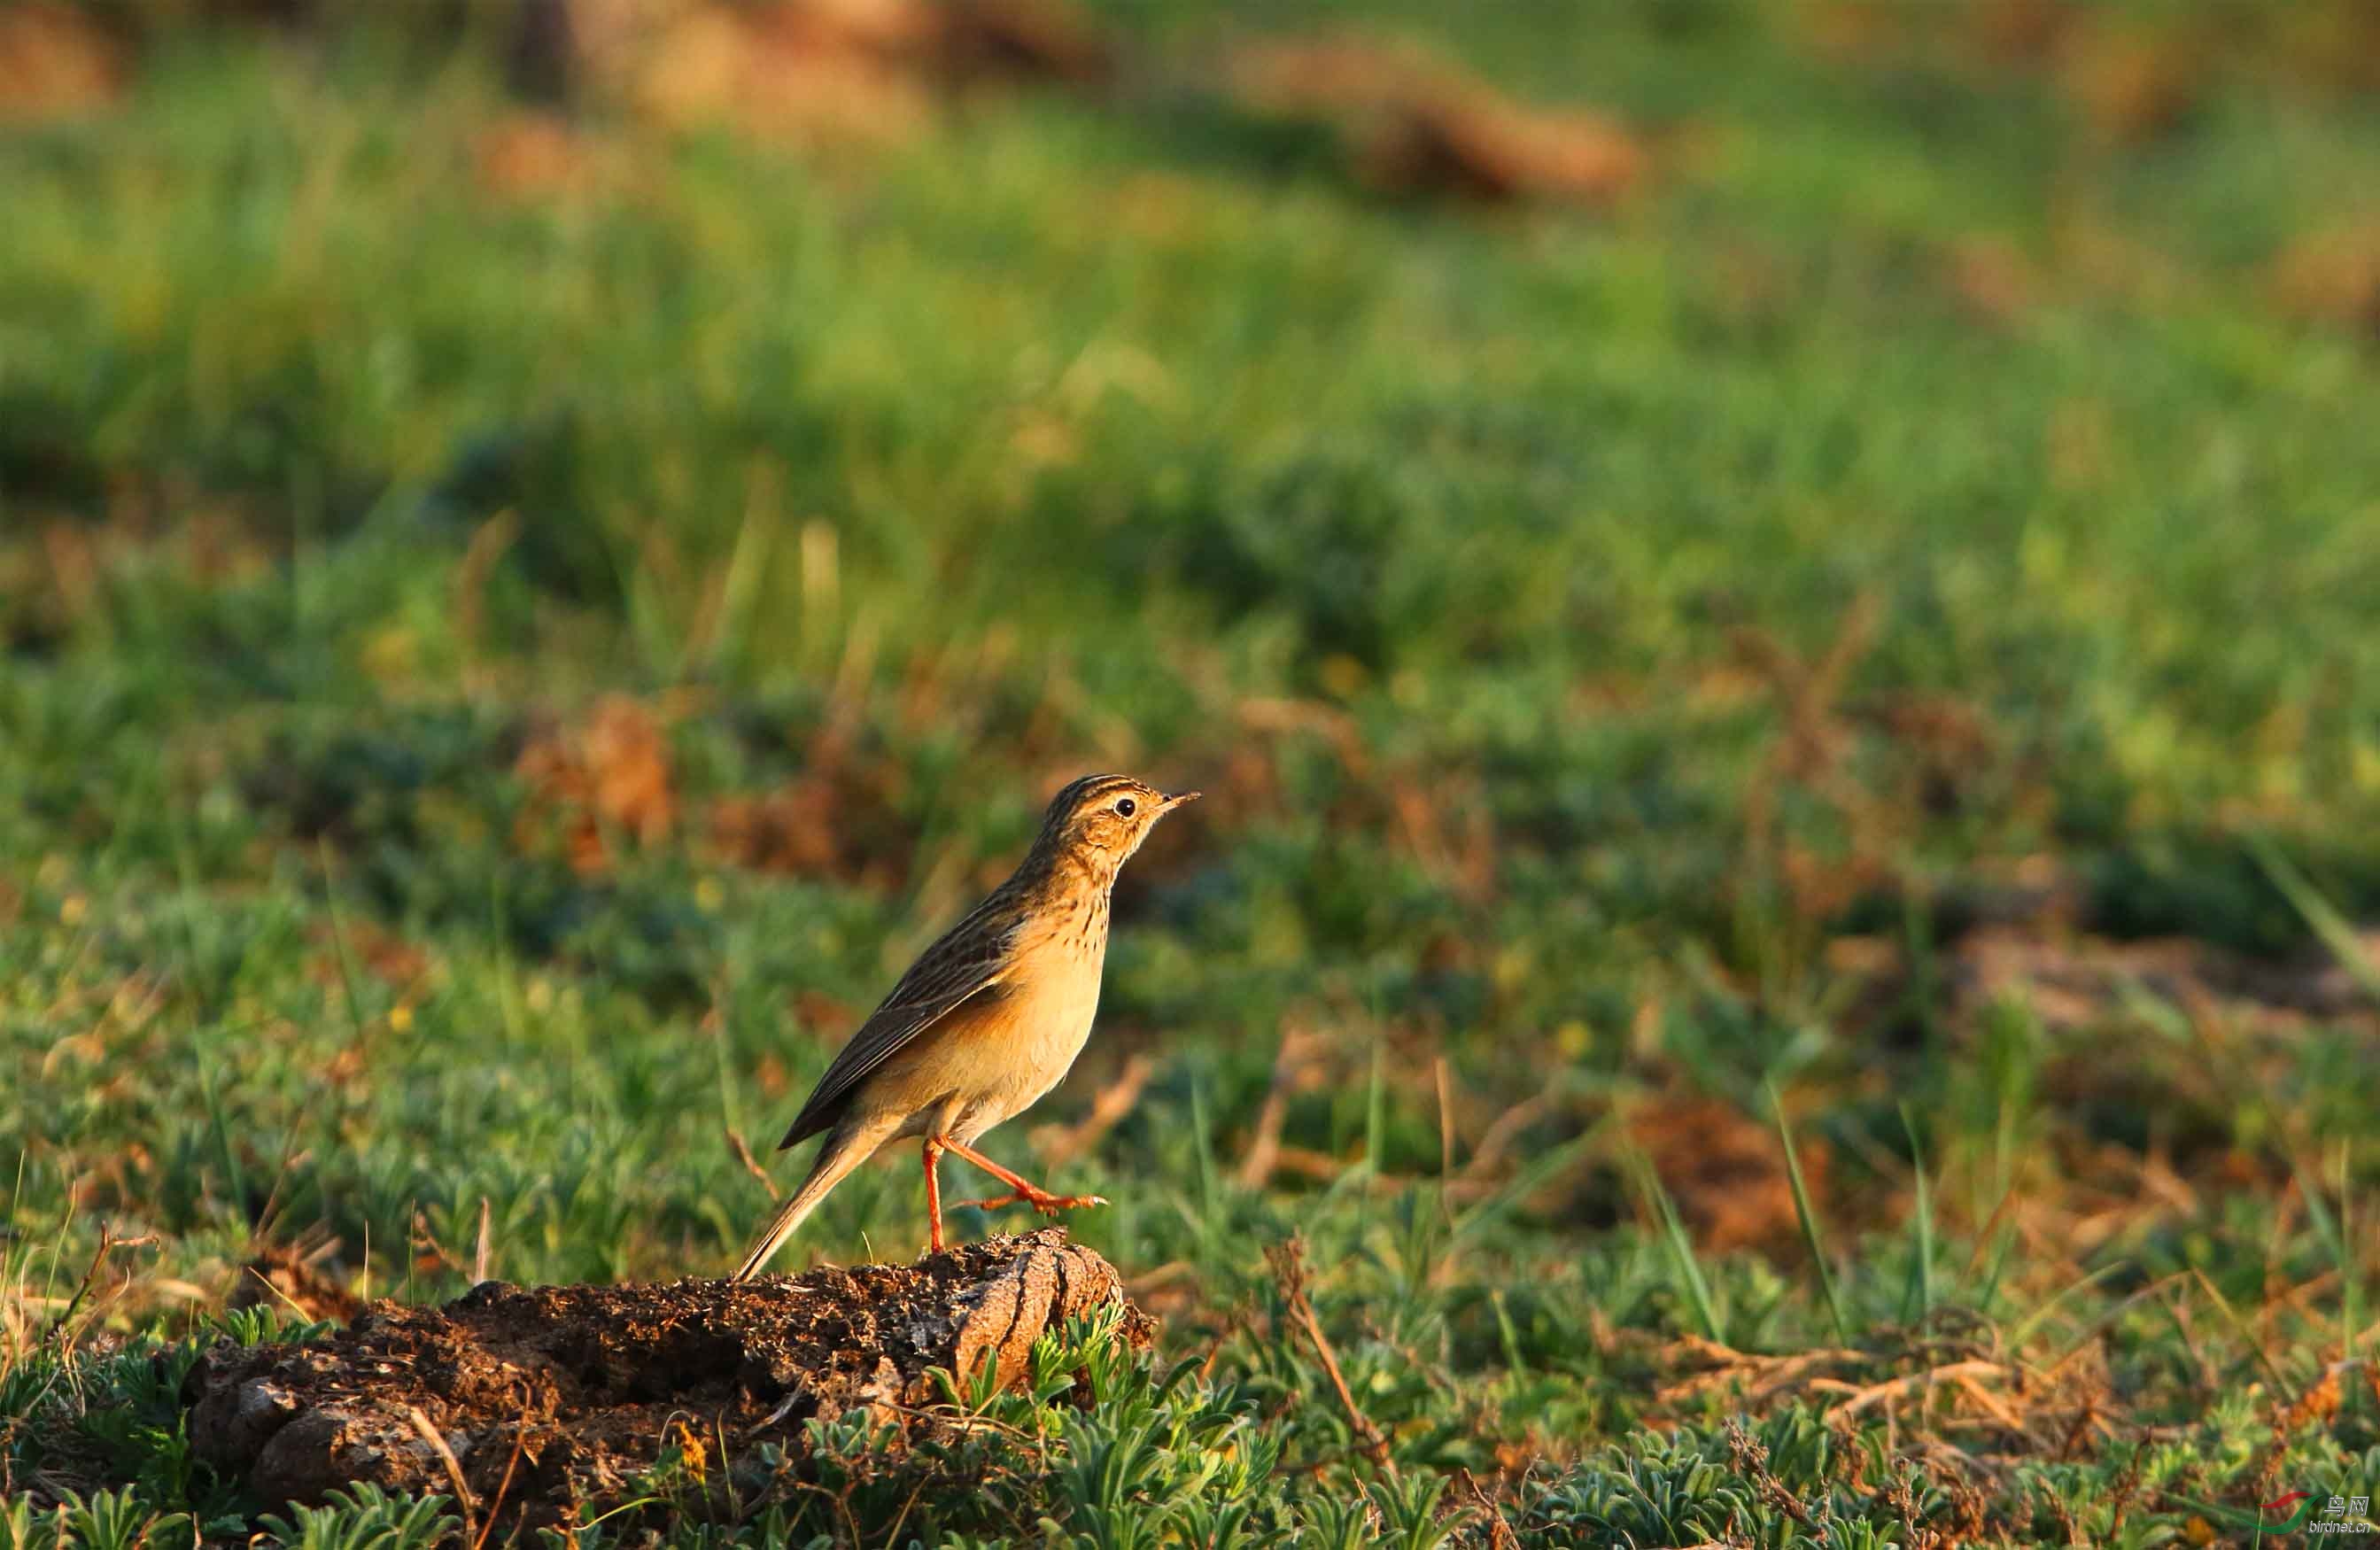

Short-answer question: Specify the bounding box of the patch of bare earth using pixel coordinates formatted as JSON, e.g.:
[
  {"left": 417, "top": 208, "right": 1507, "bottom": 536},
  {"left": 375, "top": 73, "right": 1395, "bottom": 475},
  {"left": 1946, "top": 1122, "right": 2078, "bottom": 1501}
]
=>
[
  {"left": 1226, "top": 34, "right": 1646, "bottom": 206},
  {"left": 0, "top": 4, "right": 124, "bottom": 121},
  {"left": 1830, "top": 920, "right": 2380, "bottom": 1037},
  {"left": 184, "top": 1230, "right": 1148, "bottom": 1528}
]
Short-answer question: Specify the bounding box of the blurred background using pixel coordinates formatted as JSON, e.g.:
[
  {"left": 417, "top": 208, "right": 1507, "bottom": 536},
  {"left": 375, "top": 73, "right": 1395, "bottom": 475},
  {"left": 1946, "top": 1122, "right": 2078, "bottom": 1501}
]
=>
[{"left": 4, "top": 0, "right": 2380, "bottom": 1538}]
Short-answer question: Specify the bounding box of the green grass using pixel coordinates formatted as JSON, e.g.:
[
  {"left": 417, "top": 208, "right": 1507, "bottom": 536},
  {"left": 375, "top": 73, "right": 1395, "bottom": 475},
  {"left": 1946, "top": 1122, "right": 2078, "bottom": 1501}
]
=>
[{"left": 4, "top": 0, "right": 2380, "bottom": 1543}]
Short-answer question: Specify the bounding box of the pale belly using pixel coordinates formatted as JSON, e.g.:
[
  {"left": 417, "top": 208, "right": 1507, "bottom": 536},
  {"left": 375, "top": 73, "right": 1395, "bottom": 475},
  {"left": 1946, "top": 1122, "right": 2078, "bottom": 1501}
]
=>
[{"left": 876, "top": 938, "right": 1105, "bottom": 1144}]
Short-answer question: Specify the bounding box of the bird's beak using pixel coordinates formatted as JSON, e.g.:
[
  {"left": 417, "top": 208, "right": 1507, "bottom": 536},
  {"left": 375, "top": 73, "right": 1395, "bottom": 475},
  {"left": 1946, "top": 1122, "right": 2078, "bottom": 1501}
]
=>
[{"left": 1161, "top": 790, "right": 1202, "bottom": 812}]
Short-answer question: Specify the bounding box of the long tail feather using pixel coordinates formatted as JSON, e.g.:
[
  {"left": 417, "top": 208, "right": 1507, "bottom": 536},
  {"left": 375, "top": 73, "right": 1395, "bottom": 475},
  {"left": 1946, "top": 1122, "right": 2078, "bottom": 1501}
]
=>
[{"left": 731, "top": 1123, "right": 883, "bottom": 1281}]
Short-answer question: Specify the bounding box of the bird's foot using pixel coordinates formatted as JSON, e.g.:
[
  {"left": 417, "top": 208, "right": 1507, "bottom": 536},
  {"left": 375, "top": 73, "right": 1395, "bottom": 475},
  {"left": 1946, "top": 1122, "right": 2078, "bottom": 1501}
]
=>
[{"left": 958, "top": 1186, "right": 1108, "bottom": 1218}]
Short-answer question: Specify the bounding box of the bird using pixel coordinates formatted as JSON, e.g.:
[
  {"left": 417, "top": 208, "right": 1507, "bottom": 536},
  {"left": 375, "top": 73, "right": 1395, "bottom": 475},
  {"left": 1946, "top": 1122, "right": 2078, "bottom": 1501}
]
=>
[{"left": 732, "top": 772, "right": 1198, "bottom": 1279}]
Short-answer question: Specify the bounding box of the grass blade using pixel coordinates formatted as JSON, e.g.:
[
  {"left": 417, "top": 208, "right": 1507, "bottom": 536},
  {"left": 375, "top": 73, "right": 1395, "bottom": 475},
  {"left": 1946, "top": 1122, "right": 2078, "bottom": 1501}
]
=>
[
  {"left": 1359, "top": 1035, "right": 1386, "bottom": 1240},
  {"left": 2339, "top": 1141, "right": 2359, "bottom": 1366},
  {"left": 2010, "top": 1261, "right": 2126, "bottom": 1351},
  {"left": 1770, "top": 1082, "right": 1853, "bottom": 1346},
  {"left": 316, "top": 839, "right": 372, "bottom": 1046},
  {"left": 1901, "top": 1103, "right": 1935, "bottom": 1324},
  {"left": 1630, "top": 1149, "right": 1722, "bottom": 1343},
  {"left": 1450, "top": 1123, "right": 1606, "bottom": 1247},
  {"left": 1190, "top": 1065, "right": 1217, "bottom": 1228},
  {"left": 2250, "top": 834, "right": 2380, "bottom": 1005},
  {"left": 198, "top": 1058, "right": 249, "bottom": 1223}
]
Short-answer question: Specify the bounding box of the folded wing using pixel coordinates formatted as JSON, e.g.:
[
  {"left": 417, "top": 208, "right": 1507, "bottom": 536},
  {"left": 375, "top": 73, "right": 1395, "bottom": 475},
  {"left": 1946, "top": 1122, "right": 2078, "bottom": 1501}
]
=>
[{"left": 776, "top": 896, "right": 1019, "bottom": 1149}]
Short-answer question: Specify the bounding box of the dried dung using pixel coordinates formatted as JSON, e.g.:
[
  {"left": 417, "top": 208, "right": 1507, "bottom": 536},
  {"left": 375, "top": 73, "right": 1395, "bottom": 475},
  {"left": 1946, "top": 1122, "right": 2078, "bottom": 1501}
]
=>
[{"left": 184, "top": 1229, "right": 1149, "bottom": 1525}]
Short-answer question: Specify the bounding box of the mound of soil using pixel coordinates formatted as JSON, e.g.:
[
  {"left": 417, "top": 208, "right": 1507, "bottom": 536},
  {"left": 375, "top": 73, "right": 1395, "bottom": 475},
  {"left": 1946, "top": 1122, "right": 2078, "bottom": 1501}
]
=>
[{"left": 183, "top": 1230, "right": 1149, "bottom": 1526}]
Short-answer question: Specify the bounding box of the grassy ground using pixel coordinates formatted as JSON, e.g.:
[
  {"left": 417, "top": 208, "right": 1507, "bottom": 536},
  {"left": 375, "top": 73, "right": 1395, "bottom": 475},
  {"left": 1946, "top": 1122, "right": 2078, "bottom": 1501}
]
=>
[{"left": 4, "top": 1, "right": 2380, "bottom": 1543}]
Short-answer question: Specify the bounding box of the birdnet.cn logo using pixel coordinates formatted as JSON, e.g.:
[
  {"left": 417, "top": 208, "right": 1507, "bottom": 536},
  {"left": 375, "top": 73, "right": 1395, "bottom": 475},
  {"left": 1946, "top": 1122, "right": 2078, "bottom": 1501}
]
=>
[{"left": 2260, "top": 1491, "right": 2376, "bottom": 1536}]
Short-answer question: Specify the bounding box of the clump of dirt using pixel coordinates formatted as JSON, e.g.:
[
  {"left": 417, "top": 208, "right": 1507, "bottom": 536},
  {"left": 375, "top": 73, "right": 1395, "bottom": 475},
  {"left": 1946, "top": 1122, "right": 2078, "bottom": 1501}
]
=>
[
  {"left": 0, "top": 4, "right": 125, "bottom": 123},
  {"left": 185, "top": 1230, "right": 1148, "bottom": 1527},
  {"left": 1225, "top": 34, "right": 1647, "bottom": 206},
  {"left": 1626, "top": 1094, "right": 1826, "bottom": 1256},
  {"left": 229, "top": 1243, "right": 366, "bottom": 1327},
  {"left": 2274, "top": 222, "right": 2380, "bottom": 345},
  {"left": 1829, "top": 920, "right": 2380, "bottom": 1039},
  {"left": 513, "top": 694, "right": 679, "bottom": 876},
  {"left": 536, "top": 0, "right": 1112, "bottom": 150},
  {"left": 702, "top": 722, "right": 919, "bottom": 890}
]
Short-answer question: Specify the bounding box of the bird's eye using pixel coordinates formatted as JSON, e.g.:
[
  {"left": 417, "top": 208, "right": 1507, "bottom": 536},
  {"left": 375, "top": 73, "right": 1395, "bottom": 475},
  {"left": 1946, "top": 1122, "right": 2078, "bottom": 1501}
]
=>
[{"left": 1114, "top": 797, "right": 1137, "bottom": 818}]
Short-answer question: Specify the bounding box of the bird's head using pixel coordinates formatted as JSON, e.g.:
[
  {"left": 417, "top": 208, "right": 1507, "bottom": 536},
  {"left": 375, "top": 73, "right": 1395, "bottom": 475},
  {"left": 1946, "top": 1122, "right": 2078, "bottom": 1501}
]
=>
[{"left": 1036, "top": 772, "right": 1198, "bottom": 878}]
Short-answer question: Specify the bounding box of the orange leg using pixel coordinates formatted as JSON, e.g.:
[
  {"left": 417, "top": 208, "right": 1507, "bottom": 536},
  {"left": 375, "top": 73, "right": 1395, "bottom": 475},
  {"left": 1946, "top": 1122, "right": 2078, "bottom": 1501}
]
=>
[
  {"left": 922, "top": 1137, "right": 946, "bottom": 1253},
  {"left": 939, "top": 1137, "right": 1107, "bottom": 1218}
]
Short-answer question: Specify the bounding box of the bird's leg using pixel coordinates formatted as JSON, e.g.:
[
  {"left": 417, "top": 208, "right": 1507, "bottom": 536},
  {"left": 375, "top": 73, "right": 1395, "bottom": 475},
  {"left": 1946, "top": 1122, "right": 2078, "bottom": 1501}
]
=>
[
  {"left": 922, "top": 1136, "right": 947, "bottom": 1253},
  {"left": 940, "top": 1137, "right": 1108, "bottom": 1217}
]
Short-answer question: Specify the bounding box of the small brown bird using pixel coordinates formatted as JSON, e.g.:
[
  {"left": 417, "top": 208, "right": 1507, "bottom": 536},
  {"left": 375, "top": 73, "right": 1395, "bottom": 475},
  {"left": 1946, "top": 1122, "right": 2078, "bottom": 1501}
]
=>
[{"left": 732, "top": 773, "right": 1198, "bottom": 1278}]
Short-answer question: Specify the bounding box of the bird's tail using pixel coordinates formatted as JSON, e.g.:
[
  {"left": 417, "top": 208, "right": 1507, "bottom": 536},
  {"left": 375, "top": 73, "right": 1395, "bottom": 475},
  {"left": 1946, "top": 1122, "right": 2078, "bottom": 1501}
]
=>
[{"left": 731, "top": 1123, "right": 881, "bottom": 1281}]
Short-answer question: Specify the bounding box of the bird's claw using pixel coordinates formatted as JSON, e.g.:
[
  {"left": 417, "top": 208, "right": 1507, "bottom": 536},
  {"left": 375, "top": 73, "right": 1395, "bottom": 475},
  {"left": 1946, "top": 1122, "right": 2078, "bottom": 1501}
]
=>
[{"left": 958, "top": 1190, "right": 1109, "bottom": 1217}]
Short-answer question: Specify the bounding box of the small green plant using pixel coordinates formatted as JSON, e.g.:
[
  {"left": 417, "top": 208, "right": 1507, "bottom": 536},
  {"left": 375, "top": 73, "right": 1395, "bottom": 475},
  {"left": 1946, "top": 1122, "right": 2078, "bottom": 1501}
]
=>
[
  {"left": 254, "top": 1484, "right": 461, "bottom": 1550},
  {"left": 52, "top": 1488, "right": 190, "bottom": 1550},
  {"left": 0, "top": 1497, "right": 38, "bottom": 1550}
]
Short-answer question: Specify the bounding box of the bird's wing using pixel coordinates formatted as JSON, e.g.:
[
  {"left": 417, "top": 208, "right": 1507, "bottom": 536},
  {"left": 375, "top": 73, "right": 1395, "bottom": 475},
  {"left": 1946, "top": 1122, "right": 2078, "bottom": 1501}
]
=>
[{"left": 776, "top": 896, "right": 1020, "bottom": 1149}]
